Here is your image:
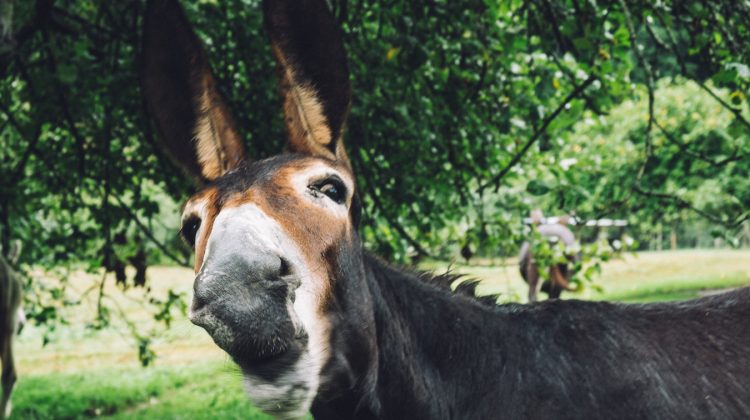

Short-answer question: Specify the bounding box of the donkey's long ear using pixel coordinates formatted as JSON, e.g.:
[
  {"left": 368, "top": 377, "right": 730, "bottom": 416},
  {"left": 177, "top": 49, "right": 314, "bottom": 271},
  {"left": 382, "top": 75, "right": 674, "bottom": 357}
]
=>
[
  {"left": 264, "top": 0, "right": 352, "bottom": 167},
  {"left": 141, "top": 0, "right": 247, "bottom": 184}
]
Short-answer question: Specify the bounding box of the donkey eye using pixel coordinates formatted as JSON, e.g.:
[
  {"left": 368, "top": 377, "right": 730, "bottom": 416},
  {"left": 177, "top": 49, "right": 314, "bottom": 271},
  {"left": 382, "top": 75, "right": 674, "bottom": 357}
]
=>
[
  {"left": 180, "top": 216, "right": 201, "bottom": 248},
  {"left": 311, "top": 178, "right": 346, "bottom": 204}
]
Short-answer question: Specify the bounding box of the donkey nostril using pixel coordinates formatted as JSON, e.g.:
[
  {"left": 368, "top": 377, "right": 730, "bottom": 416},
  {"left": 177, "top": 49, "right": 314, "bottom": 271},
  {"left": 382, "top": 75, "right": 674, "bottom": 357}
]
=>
[
  {"left": 279, "top": 257, "right": 292, "bottom": 277},
  {"left": 191, "top": 290, "right": 210, "bottom": 313},
  {"left": 192, "top": 276, "right": 213, "bottom": 312},
  {"left": 194, "top": 289, "right": 209, "bottom": 306}
]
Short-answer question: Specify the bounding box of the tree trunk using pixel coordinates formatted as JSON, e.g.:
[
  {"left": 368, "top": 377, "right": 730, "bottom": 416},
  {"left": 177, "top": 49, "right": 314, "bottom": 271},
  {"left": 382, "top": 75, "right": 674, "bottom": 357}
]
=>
[{"left": 657, "top": 224, "right": 663, "bottom": 251}]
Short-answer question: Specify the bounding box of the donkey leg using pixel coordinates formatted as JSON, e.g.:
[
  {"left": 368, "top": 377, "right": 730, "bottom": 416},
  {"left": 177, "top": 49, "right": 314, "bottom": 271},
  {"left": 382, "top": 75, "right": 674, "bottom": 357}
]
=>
[
  {"left": 547, "top": 281, "right": 563, "bottom": 299},
  {"left": 544, "top": 267, "right": 560, "bottom": 300},
  {"left": 15, "top": 308, "right": 25, "bottom": 336},
  {"left": 540, "top": 280, "right": 553, "bottom": 295},
  {"left": 550, "top": 264, "right": 572, "bottom": 293},
  {"left": 1, "top": 336, "right": 17, "bottom": 419},
  {"left": 526, "top": 261, "right": 540, "bottom": 303}
]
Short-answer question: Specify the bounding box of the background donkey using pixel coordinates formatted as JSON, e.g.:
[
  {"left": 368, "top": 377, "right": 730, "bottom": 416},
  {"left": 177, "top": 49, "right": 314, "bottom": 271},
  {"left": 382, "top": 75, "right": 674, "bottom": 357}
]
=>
[
  {"left": 519, "top": 210, "right": 578, "bottom": 302},
  {"left": 0, "top": 242, "right": 24, "bottom": 420},
  {"left": 141, "top": 0, "right": 750, "bottom": 418}
]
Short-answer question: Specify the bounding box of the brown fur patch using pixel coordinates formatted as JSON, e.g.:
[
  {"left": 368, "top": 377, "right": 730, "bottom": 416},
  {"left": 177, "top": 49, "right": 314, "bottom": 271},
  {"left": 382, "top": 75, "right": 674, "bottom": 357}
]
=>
[
  {"left": 183, "top": 187, "right": 220, "bottom": 273},
  {"left": 550, "top": 265, "right": 575, "bottom": 291}
]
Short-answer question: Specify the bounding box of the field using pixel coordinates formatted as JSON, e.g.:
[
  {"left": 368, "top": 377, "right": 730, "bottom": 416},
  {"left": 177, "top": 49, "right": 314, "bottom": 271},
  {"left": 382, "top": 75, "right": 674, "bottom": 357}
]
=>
[
  {"left": 9, "top": 249, "right": 750, "bottom": 419},
  {"left": 427, "top": 249, "right": 750, "bottom": 303}
]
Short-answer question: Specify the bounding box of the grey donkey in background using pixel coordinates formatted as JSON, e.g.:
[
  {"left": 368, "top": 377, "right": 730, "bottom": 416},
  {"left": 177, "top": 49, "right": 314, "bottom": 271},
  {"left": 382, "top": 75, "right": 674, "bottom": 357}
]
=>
[
  {"left": 519, "top": 210, "right": 578, "bottom": 302},
  {"left": 0, "top": 242, "right": 25, "bottom": 419}
]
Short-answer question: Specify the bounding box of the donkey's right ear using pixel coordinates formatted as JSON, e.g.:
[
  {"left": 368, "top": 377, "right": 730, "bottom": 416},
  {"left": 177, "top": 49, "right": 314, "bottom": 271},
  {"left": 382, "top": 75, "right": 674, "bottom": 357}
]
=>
[{"left": 140, "top": 0, "right": 247, "bottom": 185}]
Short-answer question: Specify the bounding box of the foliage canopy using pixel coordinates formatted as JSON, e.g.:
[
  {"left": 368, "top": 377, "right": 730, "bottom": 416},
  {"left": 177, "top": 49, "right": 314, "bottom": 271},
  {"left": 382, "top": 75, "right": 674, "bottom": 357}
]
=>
[{"left": 0, "top": 0, "right": 749, "bottom": 353}]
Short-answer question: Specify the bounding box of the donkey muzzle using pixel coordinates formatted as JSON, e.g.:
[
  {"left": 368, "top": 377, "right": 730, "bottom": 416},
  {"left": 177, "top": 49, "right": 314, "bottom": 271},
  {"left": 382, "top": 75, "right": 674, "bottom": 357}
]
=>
[{"left": 189, "top": 247, "right": 300, "bottom": 365}]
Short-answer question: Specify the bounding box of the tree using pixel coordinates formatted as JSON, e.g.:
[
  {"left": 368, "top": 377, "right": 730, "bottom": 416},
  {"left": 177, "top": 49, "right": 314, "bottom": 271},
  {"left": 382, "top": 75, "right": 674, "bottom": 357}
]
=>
[{"left": 0, "top": 0, "right": 748, "bottom": 361}]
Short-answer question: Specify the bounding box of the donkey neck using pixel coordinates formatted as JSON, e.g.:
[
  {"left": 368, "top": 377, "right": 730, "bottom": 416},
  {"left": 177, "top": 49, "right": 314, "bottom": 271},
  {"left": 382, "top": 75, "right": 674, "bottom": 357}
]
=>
[{"left": 359, "top": 253, "right": 513, "bottom": 419}]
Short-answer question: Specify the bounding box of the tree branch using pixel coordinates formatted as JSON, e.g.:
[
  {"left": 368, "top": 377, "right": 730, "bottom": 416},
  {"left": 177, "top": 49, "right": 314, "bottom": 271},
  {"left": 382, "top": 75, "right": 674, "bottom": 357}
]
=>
[
  {"left": 111, "top": 195, "right": 191, "bottom": 268},
  {"left": 654, "top": 8, "right": 750, "bottom": 133},
  {"left": 0, "top": 100, "right": 42, "bottom": 183},
  {"left": 619, "top": 0, "right": 655, "bottom": 168},
  {"left": 479, "top": 74, "right": 597, "bottom": 193},
  {"left": 41, "top": 28, "right": 86, "bottom": 177},
  {"left": 633, "top": 186, "right": 747, "bottom": 228},
  {"left": 550, "top": 53, "right": 605, "bottom": 116},
  {"left": 354, "top": 147, "right": 431, "bottom": 258},
  {"left": 654, "top": 119, "right": 746, "bottom": 168}
]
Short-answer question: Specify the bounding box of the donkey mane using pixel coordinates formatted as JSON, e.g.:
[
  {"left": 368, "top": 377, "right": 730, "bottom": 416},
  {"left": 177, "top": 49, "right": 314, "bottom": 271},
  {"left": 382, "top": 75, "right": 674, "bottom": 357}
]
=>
[
  {"left": 416, "top": 268, "right": 501, "bottom": 307},
  {"left": 359, "top": 251, "right": 501, "bottom": 308}
]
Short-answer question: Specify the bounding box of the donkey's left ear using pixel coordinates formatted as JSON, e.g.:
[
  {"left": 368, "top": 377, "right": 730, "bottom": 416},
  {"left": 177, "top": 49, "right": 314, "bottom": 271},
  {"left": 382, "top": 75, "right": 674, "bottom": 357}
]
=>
[
  {"left": 264, "top": 0, "right": 352, "bottom": 169},
  {"left": 141, "top": 0, "right": 247, "bottom": 185}
]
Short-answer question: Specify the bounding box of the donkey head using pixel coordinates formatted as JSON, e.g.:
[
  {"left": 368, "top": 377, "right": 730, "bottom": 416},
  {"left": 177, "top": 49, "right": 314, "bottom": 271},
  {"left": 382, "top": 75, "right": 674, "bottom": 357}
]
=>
[{"left": 142, "top": 0, "right": 374, "bottom": 416}]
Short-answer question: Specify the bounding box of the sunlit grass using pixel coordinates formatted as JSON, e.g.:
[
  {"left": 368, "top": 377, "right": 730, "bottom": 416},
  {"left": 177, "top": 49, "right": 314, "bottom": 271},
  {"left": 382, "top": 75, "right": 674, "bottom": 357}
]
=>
[
  {"left": 11, "top": 362, "right": 268, "bottom": 420},
  {"left": 426, "top": 249, "right": 750, "bottom": 303}
]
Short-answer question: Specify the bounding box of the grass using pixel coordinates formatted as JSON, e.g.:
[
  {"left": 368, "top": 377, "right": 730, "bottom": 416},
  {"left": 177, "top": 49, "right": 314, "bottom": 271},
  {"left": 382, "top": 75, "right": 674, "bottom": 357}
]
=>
[
  {"left": 8, "top": 249, "right": 750, "bottom": 418},
  {"left": 11, "top": 362, "right": 269, "bottom": 420},
  {"left": 425, "top": 249, "right": 750, "bottom": 303}
]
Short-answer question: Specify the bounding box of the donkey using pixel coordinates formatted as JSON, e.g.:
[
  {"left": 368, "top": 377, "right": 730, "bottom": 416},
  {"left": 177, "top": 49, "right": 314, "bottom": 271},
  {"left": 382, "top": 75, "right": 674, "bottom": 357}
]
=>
[
  {"left": 0, "top": 243, "right": 25, "bottom": 420},
  {"left": 519, "top": 212, "right": 578, "bottom": 302},
  {"left": 141, "top": 0, "right": 750, "bottom": 418}
]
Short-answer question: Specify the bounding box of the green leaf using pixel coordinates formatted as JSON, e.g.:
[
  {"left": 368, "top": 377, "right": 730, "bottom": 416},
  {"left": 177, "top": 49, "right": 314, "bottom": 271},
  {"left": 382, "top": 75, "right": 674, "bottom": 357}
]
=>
[
  {"left": 526, "top": 180, "right": 551, "bottom": 196},
  {"left": 57, "top": 64, "right": 77, "bottom": 84}
]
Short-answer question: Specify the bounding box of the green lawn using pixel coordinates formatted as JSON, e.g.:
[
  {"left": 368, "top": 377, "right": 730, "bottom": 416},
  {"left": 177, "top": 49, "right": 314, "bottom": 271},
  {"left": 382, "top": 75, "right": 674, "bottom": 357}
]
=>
[
  {"left": 426, "top": 249, "right": 750, "bottom": 303},
  {"left": 12, "top": 362, "right": 269, "bottom": 420},
  {"left": 9, "top": 249, "right": 750, "bottom": 419}
]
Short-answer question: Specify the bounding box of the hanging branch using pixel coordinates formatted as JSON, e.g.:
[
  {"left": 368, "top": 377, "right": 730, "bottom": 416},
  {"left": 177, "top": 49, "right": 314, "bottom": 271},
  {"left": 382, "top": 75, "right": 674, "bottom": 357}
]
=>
[
  {"left": 41, "top": 28, "right": 87, "bottom": 177},
  {"left": 706, "top": 3, "right": 741, "bottom": 61},
  {"left": 365, "top": 180, "right": 430, "bottom": 258},
  {"left": 653, "top": 8, "right": 750, "bottom": 133},
  {"left": 619, "top": 0, "right": 655, "bottom": 167},
  {"left": 0, "top": 0, "right": 53, "bottom": 74},
  {"left": 538, "top": 0, "right": 578, "bottom": 57},
  {"left": 654, "top": 119, "right": 745, "bottom": 168},
  {"left": 353, "top": 146, "right": 431, "bottom": 258},
  {"left": 479, "top": 74, "right": 597, "bottom": 193},
  {"left": 549, "top": 53, "right": 605, "bottom": 116},
  {"left": 111, "top": 195, "right": 191, "bottom": 268},
  {"left": 643, "top": 18, "right": 669, "bottom": 51},
  {"left": 50, "top": 6, "right": 125, "bottom": 43},
  {"left": 534, "top": 0, "right": 606, "bottom": 117},
  {"left": 633, "top": 186, "right": 748, "bottom": 228},
  {"left": 622, "top": 3, "right": 749, "bottom": 227},
  {"left": 0, "top": 100, "right": 42, "bottom": 184},
  {"left": 417, "top": 68, "right": 481, "bottom": 205}
]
